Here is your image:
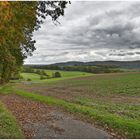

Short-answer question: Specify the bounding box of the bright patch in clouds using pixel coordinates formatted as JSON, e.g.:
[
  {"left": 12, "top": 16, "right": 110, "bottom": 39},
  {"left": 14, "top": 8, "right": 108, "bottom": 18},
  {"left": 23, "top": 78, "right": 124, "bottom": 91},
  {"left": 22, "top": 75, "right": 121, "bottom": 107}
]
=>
[{"left": 25, "top": 1, "right": 140, "bottom": 64}]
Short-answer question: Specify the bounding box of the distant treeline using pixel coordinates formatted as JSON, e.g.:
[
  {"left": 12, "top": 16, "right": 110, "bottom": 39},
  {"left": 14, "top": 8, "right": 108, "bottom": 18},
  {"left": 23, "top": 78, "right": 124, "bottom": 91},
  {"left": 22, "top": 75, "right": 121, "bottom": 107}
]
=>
[{"left": 25, "top": 65, "right": 123, "bottom": 74}]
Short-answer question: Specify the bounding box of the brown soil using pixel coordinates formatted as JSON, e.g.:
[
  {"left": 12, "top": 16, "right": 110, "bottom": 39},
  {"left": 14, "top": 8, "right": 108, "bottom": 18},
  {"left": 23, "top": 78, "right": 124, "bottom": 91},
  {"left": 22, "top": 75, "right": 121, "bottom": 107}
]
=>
[{"left": 15, "top": 79, "right": 140, "bottom": 105}]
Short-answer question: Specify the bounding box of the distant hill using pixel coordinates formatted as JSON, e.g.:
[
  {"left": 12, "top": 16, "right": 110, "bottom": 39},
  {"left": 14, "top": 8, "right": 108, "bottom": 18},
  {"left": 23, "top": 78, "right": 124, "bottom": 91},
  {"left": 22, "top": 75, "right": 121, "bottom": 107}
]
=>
[
  {"left": 50, "top": 61, "right": 140, "bottom": 69},
  {"left": 52, "top": 61, "right": 85, "bottom": 66},
  {"left": 25, "top": 60, "right": 140, "bottom": 69}
]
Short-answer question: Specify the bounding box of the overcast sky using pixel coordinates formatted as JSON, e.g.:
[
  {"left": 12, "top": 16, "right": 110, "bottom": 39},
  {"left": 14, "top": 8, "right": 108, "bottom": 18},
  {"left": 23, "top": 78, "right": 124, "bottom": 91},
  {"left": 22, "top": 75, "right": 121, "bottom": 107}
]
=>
[{"left": 25, "top": 1, "right": 140, "bottom": 64}]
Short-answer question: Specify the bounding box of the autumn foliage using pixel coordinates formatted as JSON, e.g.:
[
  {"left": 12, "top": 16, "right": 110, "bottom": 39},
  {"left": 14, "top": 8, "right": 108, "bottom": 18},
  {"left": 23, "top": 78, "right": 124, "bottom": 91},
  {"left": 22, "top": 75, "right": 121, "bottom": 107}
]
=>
[{"left": 0, "top": 1, "right": 68, "bottom": 83}]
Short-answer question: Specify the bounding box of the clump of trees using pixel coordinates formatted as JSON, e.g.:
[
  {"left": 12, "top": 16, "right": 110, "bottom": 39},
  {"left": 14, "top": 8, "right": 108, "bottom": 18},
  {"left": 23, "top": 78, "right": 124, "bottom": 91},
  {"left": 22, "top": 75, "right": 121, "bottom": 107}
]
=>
[
  {"left": 0, "top": 1, "right": 69, "bottom": 84},
  {"left": 60, "top": 65, "right": 122, "bottom": 73},
  {"left": 52, "top": 72, "right": 61, "bottom": 78}
]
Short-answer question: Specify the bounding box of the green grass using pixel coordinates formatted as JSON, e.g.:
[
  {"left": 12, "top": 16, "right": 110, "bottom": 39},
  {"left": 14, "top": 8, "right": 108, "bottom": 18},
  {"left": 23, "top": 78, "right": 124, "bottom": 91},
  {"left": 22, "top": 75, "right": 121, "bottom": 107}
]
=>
[
  {"left": 45, "top": 70, "right": 90, "bottom": 78},
  {"left": 0, "top": 101, "right": 23, "bottom": 138},
  {"left": 18, "top": 72, "right": 140, "bottom": 138},
  {"left": 12, "top": 89, "right": 140, "bottom": 138},
  {"left": 21, "top": 73, "right": 40, "bottom": 81},
  {"left": 57, "top": 72, "right": 140, "bottom": 96},
  {"left": 1, "top": 72, "right": 140, "bottom": 138},
  {"left": 119, "top": 68, "right": 140, "bottom": 72},
  {"left": 0, "top": 83, "right": 140, "bottom": 138},
  {"left": 74, "top": 97, "right": 140, "bottom": 121},
  {"left": 21, "top": 70, "right": 92, "bottom": 83},
  {"left": 0, "top": 84, "right": 14, "bottom": 95},
  {"left": 39, "top": 74, "right": 92, "bottom": 84}
]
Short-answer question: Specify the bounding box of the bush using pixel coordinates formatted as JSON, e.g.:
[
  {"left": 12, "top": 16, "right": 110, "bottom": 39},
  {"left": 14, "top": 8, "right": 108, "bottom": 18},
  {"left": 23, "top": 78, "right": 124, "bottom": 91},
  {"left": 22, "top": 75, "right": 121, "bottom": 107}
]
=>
[
  {"left": 27, "top": 78, "right": 31, "bottom": 81},
  {"left": 40, "top": 75, "right": 47, "bottom": 80},
  {"left": 19, "top": 75, "right": 24, "bottom": 80},
  {"left": 36, "top": 70, "right": 41, "bottom": 75},
  {"left": 46, "top": 75, "right": 51, "bottom": 79},
  {"left": 41, "top": 70, "right": 47, "bottom": 76},
  {"left": 53, "top": 72, "right": 61, "bottom": 78}
]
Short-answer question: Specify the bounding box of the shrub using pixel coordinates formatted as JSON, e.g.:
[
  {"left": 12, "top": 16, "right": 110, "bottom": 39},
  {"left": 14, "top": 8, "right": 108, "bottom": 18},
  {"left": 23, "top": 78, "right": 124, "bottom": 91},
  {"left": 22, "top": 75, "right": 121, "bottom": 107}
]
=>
[
  {"left": 41, "top": 70, "right": 47, "bottom": 76},
  {"left": 27, "top": 78, "right": 31, "bottom": 81},
  {"left": 19, "top": 75, "right": 24, "bottom": 80},
  {"left": 53, "top": 72, "right": 61, "bottom": 78},
  {"left": 36, "top": 70, "right": 41, "bottom": 75},
  {"left": 40, "top": 75, "right": 47, "bottom": 80},
  {"left": 46, "top": 75, "right": 51, "bottom": 79}
]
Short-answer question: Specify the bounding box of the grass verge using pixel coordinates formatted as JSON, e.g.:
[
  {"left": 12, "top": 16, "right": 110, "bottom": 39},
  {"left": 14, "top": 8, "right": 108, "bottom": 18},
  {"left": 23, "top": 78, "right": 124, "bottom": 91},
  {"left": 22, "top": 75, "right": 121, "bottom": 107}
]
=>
[{"left": 0, "top": 101, "right": 23, "bottom": 138}]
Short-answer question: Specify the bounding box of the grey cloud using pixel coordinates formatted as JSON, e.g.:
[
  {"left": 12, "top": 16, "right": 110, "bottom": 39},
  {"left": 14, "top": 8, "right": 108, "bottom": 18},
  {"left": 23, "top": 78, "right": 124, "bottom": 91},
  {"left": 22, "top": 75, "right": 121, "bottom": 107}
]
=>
[
  {"left": 136, "top": 52, "right": 140, "bottom": 54},
  {"left": 59, "top": 3, "right": 140, "bottom": 50},
  {"left": 25, "top": 1, "right": 140, "bottom": 64}
]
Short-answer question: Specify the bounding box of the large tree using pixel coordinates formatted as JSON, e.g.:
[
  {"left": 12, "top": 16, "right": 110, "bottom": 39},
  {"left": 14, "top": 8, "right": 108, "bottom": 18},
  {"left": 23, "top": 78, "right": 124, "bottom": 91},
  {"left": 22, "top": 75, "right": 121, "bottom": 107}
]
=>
[{"left": 0, "top": 1, "right": 69, "bottom": 83}]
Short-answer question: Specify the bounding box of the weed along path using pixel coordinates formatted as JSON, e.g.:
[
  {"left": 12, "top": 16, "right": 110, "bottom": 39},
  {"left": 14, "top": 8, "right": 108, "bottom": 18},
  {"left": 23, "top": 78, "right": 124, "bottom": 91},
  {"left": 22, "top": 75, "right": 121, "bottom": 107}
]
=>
[{"left": 0, "top": 94, "right": 111, "bottom": 139}]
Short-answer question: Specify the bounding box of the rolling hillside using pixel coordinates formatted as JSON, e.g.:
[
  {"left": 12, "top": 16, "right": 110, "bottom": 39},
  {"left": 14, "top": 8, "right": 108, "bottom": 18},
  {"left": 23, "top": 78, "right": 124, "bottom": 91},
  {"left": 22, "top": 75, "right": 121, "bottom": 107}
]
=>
[{"left": 25, "top": 60, "right": 140, "bottom": 69}]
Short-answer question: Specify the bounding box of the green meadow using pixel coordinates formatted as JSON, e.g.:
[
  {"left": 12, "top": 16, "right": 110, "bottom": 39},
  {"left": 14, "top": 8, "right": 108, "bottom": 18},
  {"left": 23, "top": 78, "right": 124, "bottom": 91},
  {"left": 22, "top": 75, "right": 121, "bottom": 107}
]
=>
[{"left": 21, "top": 70, "right": 92, "bottom": 83}]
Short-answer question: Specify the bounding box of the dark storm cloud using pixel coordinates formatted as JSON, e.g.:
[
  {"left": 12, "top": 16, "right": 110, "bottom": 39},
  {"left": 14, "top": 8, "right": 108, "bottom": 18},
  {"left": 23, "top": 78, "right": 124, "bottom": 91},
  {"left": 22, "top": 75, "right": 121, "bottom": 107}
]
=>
[
  {"left": 60, "top": 3, "right": 140, "bottom": 50},
  {"left": 25, "top": 1, "right": 140, "bottom": 64}
]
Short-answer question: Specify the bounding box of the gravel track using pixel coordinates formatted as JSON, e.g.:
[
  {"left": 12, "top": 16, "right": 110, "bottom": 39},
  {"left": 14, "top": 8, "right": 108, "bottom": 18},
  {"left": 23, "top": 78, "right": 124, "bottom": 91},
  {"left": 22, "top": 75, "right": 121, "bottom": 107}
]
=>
[{"left": 0, "top": 94, "right": 111, "bottom": 139}]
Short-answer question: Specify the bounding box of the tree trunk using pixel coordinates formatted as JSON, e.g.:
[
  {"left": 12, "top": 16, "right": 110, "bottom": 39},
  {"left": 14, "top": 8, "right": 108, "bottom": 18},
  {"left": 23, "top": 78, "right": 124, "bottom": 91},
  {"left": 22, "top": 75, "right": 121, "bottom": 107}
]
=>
[{"left": 0, "top": 63, "right": 11, "bottom": 84}]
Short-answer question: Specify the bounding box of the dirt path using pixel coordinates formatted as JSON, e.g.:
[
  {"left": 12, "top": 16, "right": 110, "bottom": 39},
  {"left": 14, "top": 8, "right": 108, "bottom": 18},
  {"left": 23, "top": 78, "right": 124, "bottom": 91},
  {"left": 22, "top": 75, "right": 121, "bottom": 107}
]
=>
[{"left": 0, "top": 94, "right": 112, "bottom": 139}]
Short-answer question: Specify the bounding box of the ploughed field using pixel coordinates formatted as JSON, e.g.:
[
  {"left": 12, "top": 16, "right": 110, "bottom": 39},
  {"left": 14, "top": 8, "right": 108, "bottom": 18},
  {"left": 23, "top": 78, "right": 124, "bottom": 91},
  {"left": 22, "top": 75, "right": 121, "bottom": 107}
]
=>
[{"left": 0, "top": 71, "right": 140, "bottom": 138}]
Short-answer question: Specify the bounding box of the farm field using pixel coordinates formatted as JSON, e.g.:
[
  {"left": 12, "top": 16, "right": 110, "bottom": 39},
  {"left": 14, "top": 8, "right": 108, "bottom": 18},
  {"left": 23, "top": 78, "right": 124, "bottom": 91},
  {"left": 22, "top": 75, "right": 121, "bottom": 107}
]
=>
[
  {"left": 21, "top": 70, "right": 92, "bottom": 83},
  {"left": 0, "top": 72, "right": 140, "bottom": 138}
]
